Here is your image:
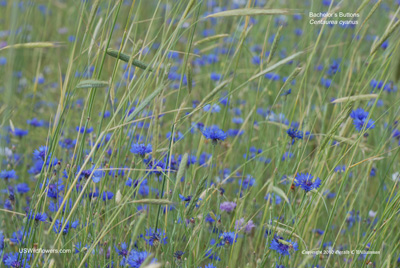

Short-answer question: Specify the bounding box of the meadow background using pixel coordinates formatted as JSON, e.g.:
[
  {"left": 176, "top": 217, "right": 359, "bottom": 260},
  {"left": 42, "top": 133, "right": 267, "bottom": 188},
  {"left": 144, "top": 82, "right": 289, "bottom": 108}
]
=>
[{"left": 1, "top": 0, "right": 400, "bottom": 267}]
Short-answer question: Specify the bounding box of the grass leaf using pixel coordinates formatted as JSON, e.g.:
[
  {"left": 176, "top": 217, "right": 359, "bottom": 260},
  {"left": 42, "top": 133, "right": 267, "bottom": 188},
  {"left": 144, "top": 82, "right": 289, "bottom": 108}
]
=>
[
  {"left": 76, "top": 80, "right": 109, "bottom": 89},
  {"left": 206, "top": 8, "right": 293, "bottom": 18}
]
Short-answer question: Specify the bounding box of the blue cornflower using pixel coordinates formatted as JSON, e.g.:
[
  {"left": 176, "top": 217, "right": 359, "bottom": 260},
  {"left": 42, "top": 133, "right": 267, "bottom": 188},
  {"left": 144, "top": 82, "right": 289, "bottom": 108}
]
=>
[
  {"left": 320, "top": 77, "right": 332, "bottom": 88},
  {"left": 227, "top": 129, "right": 244, "bottom": 137},
  {"left": 4, "top": 199, "right": 12, "bottom": 210},
  {"left": 327, "top": 59, "right": 340, "bottom": 76},
  {"left": 203, "top": 264, "right": 217, "bottom": 268},
  {"left": 16, "top": 183, "right": 30, "bottom": 194},
  {"left": 281, "top": 89, "right": 292, "bottom": 96},
  {"left": 294, "top": 173, "right": 321, "bottom": 192},
  {"left": 125, "top": 178, "right": 149, "bottom": 196},
  {"left": 41, "top": 179, "right": 64, "bottom": 199},
  {"left": 238, "top": 175, "right": 255, "bottom": 190},
  {"left": 270, "top": 235, "right": 298, "bottom": 256},
  {"left": 205, "top": 239, "right": 221, "bottom": 261},
  {"left": 265, "top": 72, "right": 280, "bottom": 80},
  {"left": 102, "top": 191, "right": 114, "bottom": 201},
  {"left": 174, "top": 251, "right": 185, "bottom": 262},
  {"left": 265, "top": 193, "right": 282, "bottom": 205},
  {"left": 370, "top": 167, "right": 376, "bottom": 177},
  {"left": 334, "top": 165, "right": 346, "bottom": 173},
  {"left": 49, "top": 198, "right": 72, "bottom": 213},
  {"left": 33, "top": 146, "right": 49, "bottom": 160},
  {"left": 76, "top": 126, "right": 93, "bottom": 134},
  {"left": 27, "top": 211, "right": 47, "bottom": 222},
  {"left": 3, "top": 253, "right": 31, "bottom": 268},
  {"left": 232, "top": 117, "right": 243, "bottom": 124},
  {"left": 130, "top": 143, "right": 152, "bottom": 158},
  {"left": 0, "top": 56, "right": 6, "bottom": 65},
  {"left": 0, "top": 170, "right": 17, "bottom": 180},
  {"left": 350, "top": 108, "right": 375, "bottom": 132},
  {"left": 286, "top": 128, "right": 303, "bottom": 145},
  {"left": 0, "top": 231, "right": 3, "bottom": 253},
  {"left": 203, "top": 104, "right": 221, "bottom": 113},
  {"left": 27, "top": 118, "right": 44, "bottom": 127},
  {"left": 53, "top": 218, "right": 79, "bottom": 234},
  {"left": 210, "top": 72, "right": 222, "bottom": 81},
  {"left": 370, "top": 79, "right": 384, "bottom": 90},
  {"left": 346, "top": 210, "right": 360, "bottom": 228},
  {"left": 219, "top": 232, "right": 237, "bottom": 246},
  {"left": 127, "top": 250, "right": 154, "bottom": 268},
  {"left": 383, "top": 81, "right": 397, "bottom": 93},
  {"left": 179, "top": 194, "right": 192, "bottom": 202},
  {"left": 146, "top": 159, "right": 166, "bottom": 174},
  {"left": 202, "top": 125, "right": 227, "bottom": 144},
  {"left": 115, "top": 242, "right": 129, "bottom": 257},
  {"left": 178, "top": 154, "right": 197, "bottom": 167},
  {"left": 312, "top": 229, "right": 324, "bottom": 235},
  {"left": 78, "top": 165, "right": 104, "bottom": 183},
  {"left": 10, "top": 229, "right": 29, "bottom": 245},
  {"left": 381, "top": 40, "right": 389, "bottom": 50},
  {"left": 10, "top": 127, "right": 28, "bottom": 137},
  {"left": 143, "top": 228, "right": 168, "bottom": 246},
  {"left": 59, "top": 138, "right": 76, "bottom": 149}
]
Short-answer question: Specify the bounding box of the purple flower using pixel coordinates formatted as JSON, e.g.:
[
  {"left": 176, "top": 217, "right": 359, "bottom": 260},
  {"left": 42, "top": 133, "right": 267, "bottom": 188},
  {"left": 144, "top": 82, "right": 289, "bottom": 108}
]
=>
[
  {"left": 220, "top": 201, "right": 236, "bottom": 212},
  {"left": 235, "top": 218, "right": 256, "bottom": 234}
]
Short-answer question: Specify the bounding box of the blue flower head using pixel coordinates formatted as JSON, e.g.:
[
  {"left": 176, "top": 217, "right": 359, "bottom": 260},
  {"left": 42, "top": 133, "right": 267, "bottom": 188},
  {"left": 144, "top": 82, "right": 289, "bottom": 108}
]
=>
[
  {"left": 202, "top": 125, "right": 227, "bottom": 144},
  {"left": 27, "top": 211, "right": 47, "bottom": 222},
  {"left": 33, "top": 146, "right": 48, "bottom": 161},
  {"left": 127, "top": 250, "right": 154, "bottom": 268},
  {"left": 0, "top": 170, "right": 17, "bottom": 180},
  {"left": 27, "top": 118, "right": 44, "bottom": 127},
  {"left": 265, "top": 193, "right": 282, "bottom": 205},
  {"left": 53, "top": 218, "right": 79, "bottom": 235},
  {"left": 10, "top": 128, "right": 29, "bottom": 137},
  {"left": 219, "top": 232, "right": 237, "bottom": 246},
  {"left": 3, "top": 253, "right": 31, "bottom": 268},
  {"left": 294, "top": 173, "right": 321, "bottom": 192},
  {"left": 131, "top": 143, "right": 152, "bottom": 158},
  {"left": 350, "top": 108, "right": 375, "bottom": 132},
  {"left": 143, "top": 228, "right": 168, "bottom": 246},
  {"left": 115, "top": 242, "right": 129, "bottom": 257},
  {"left": 270, "top": 235, "right": 298, "bottom": 256},
  {"left": 286, "top": 128, "right": 303, "bottom": 145}
]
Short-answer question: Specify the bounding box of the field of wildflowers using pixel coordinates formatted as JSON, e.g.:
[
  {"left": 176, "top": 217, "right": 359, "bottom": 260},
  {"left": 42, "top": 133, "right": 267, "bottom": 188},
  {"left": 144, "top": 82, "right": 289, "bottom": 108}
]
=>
[{"left": 1, "top": 0, "right": 400, "bottom": 267}]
